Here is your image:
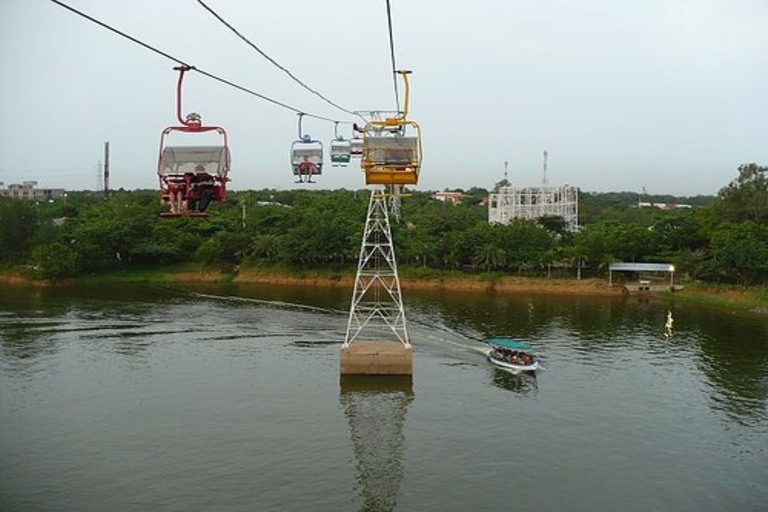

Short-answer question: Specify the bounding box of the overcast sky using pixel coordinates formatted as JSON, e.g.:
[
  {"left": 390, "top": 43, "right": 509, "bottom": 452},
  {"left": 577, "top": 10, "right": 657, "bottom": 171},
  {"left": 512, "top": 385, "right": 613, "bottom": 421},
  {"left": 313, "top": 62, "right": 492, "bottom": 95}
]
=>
[{"left": 1, "top": 0, "right": 766, "bottom": 196}]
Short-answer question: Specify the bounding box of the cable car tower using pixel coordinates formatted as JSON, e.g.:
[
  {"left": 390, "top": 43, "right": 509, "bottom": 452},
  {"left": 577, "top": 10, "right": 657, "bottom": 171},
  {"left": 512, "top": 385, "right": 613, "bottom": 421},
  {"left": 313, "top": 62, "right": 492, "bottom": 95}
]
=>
[
  {"left": 157, "top": 66, "right": 231, "bottom": 217},
  {"left": 342, "top": 71, "right": 421, "bottom": 376}
]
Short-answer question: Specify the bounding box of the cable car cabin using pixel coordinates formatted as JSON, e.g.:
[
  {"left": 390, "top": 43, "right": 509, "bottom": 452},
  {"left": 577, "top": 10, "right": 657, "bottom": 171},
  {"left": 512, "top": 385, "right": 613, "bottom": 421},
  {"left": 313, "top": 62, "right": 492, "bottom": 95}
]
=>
[
  {"left": 330, "top": 139, "right": 352, "bottom": 166},
  {"left": 291, "top": 140, "right": 323, "bottom": 183},
  {"left": 349, "top": 137, "right": 364, "bottom": 158},
  {"left": 158, "top": 145, "right": 230, "bottom": 217},
  {"left": 361, "top": 136, "right": 420, "bottom": 185}
]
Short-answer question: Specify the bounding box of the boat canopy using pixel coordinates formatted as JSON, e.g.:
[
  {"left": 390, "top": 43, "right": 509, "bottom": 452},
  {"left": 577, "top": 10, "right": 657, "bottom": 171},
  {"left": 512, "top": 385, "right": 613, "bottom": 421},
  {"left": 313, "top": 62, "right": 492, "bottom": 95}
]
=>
[{"left": 487, "top": 338, "right": 532, "bottom": 351}]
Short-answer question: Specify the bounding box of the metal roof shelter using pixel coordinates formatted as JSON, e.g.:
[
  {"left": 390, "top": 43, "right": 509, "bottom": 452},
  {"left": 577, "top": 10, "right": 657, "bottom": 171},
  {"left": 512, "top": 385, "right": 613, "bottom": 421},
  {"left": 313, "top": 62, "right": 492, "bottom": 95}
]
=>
[{"left": 609, "top": 262, "right": 675, "bottom": 287}]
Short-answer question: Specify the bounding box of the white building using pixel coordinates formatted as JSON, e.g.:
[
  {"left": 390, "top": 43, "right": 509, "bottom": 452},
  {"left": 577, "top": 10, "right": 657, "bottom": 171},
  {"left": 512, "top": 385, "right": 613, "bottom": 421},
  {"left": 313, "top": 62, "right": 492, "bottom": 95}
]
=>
[
  {"left": 488, "top": 185, "right": 579, "bottom": 232},
  {"left": 0, "top": 181, "right": 66, "bottom": 200}
]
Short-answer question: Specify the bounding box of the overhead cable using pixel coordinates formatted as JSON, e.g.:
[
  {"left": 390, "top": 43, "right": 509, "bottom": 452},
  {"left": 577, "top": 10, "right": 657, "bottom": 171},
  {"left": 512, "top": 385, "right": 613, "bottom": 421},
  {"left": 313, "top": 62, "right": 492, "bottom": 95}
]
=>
[
  {"left": 385, "top": 0, "right": 401, "bottom": 112},
  {"left": 48, "top": 0, "right": 346, "bottom": 124},
  {"left": 196, "top": 0, "right": 361, "bottom": 120}
]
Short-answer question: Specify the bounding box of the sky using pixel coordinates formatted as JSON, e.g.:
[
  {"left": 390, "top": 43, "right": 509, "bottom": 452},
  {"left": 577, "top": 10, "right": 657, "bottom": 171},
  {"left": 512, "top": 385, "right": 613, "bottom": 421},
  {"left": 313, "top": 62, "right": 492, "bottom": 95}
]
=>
[{"left": 1, "top": 0, "right": 766, "bottom": 196}]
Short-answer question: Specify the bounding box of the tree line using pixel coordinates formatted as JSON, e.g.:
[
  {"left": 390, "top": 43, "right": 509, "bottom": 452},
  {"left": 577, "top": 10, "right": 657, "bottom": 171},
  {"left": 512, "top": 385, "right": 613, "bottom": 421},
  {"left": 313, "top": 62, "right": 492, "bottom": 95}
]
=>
[{"left": 1, "top": 163, "right": 766, "bottom": 286}]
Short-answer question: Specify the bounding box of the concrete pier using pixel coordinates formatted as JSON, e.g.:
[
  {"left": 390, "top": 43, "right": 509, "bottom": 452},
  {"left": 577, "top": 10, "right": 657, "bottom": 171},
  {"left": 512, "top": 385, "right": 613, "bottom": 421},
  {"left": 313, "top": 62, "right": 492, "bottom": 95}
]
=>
[{"left": 340, "top": 342, "right": 413, "bottom": 375}]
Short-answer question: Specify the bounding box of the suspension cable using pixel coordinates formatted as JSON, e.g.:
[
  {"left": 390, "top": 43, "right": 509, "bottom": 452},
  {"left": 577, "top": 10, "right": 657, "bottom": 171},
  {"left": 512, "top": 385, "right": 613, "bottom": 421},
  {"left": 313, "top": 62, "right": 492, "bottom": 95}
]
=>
[
  {"left": 385, "top": 0, "right": 401, "bottom": 112},
  {"left": 197, "top": 0, "right": 360, "bottom": 119},
  {"left": 48, "top": 0, "right": 347, "bottom": 124}
]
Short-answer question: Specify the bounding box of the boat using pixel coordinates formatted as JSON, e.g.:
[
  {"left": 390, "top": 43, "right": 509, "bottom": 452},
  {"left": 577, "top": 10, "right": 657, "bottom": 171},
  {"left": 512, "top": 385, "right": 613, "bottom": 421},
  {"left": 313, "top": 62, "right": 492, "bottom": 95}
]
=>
[{"left": 486, "top": 337, "right": 539, "bottom": 372}]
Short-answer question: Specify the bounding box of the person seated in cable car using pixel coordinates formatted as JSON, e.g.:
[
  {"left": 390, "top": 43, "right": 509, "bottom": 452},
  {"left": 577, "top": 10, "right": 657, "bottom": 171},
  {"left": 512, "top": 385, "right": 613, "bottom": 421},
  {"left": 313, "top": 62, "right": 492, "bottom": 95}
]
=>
[
  {"left": 165, "top": 177, "right": 187, "bottom": 214},
  {"left": 188, "top": 168, "right": 216, "bottom": 212},
  {"left": 297, "top": 156, "right": 318, "bottom": 183}
]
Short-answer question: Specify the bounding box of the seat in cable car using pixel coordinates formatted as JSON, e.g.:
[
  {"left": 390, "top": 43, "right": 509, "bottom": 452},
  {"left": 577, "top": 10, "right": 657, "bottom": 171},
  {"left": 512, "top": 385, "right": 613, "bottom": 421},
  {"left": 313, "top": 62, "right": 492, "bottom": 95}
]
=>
[
  {"left": 159, "top": 145, "right": 230, "bottom": 217},
  {"left": 291, "top": 138, "right": 323, "bottom": 183},
  {"left": 361, "top": 135, "right": 420, "bottom": 185},
  {"left": 330, "top": 138, "right": 352, "bottom": 166}
]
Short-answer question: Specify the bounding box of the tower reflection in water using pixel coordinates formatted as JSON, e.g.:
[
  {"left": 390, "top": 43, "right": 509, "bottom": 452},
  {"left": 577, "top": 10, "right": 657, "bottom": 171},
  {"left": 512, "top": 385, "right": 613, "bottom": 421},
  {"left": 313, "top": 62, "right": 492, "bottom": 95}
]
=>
[{"left": 340, "top": 376, "right": 414, "bottom": 512}]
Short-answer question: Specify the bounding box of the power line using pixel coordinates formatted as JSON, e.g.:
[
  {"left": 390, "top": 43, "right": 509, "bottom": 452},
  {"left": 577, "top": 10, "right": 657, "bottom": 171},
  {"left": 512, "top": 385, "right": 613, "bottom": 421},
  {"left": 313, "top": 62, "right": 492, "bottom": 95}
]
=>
[
  {"left": 196, "top": 0, "right": 360, "bottom": 119},
  {"left": 385, "top": 0, "right": 401, "bottom": 112},
  {"left": 48, "top": 0, "right": 347, "bottom": 124}
]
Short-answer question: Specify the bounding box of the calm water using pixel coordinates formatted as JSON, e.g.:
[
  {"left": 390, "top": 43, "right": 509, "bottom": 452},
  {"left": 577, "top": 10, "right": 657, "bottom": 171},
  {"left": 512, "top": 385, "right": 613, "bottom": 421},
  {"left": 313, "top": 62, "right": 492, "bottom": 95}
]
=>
[{"left": 1, "top": 283, "right": 766, "bottom": 511}]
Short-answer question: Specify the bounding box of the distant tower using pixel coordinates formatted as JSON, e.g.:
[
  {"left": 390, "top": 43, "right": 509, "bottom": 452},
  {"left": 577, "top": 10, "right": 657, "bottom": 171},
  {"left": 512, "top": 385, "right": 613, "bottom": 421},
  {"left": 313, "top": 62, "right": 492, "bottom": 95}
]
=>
[
  {"left": 103, "top": 141, "right": 110, "bottom": 197},
  {"left": 504, "top": 160, "right": 509, "bottom": 182},
  {"left": 542, "top": 150, "right": 549, "bottom": 186}
]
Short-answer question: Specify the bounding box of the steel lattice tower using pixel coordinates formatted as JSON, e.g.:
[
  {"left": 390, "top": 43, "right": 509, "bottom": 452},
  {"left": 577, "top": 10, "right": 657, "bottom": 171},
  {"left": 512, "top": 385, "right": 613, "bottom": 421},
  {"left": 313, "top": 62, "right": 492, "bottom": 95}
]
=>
[{"left": 344, "top": 188, "right": 410, "bottom": 348}]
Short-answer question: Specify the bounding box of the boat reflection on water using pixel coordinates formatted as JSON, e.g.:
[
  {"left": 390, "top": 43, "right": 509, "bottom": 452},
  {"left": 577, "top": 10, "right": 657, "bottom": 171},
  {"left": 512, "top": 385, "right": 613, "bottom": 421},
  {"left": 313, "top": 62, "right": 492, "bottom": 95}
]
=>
[
  {"left": 490, "top": 368, "right": 538, "bottom": 395},
  {"left": 340, "top": 375, "right": 414, "bottom": 511}
]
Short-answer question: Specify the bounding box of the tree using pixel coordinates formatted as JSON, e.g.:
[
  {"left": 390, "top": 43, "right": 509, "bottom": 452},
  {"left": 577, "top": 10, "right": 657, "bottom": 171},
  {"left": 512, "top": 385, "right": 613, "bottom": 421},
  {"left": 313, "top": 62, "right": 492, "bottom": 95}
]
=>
[
  {"left": 30, "top": 242, "right": 81, "bottom": 279},
  {"left": 0, "top": 199, "right": 38, "bottom": 263},
  {"left": 248, "top": 234, "right": 281, "bottom": 261},
  {"left": 472, "top": 243, "right": 506, "bottom": 272},
  {"left": 709, "top": 221, "right": 768, "bottom": 285},
  {"left": 714, "top": 163, "right": 768, "bottom": 223}
]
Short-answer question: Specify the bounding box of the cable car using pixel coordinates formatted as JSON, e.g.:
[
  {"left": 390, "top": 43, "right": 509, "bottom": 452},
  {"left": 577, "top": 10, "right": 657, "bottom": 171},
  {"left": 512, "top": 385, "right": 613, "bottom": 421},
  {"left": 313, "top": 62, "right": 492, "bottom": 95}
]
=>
[
  {"left": 360, "top": 71, "right": 423, "bottom": 186},
  {"left": 349, "top": 137, "right": 364, "bottom": 158},
  {"left": 330, "top": 123, "right": 351, "bottom": 167},
  {"left": 291, "top": 114, "right": 323, "bottom": 183},
  {"left": 158, "top": 66, "right": 230, "bottom": 218}
]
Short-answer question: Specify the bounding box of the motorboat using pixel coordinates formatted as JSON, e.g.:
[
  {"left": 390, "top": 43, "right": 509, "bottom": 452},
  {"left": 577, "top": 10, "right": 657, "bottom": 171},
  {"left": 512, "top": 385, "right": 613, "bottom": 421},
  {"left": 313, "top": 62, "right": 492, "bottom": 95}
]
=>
[{"left": 486, "top": 337, "right": 539, "bottom": 372}]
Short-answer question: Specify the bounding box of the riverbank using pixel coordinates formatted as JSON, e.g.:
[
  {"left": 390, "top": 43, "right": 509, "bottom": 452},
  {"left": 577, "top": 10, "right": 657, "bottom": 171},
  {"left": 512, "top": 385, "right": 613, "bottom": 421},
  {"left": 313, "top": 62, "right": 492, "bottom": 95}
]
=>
[{"left": 1, "top": 266, "right": 766, "bottom": 314}]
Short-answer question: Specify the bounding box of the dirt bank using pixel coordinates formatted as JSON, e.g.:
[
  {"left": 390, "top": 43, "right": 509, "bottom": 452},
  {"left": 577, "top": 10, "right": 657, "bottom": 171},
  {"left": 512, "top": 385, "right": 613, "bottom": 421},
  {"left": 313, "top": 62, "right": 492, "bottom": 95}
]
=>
[
  {"left": 231, "top": 270, "right": 621, "bottom": 296},
  {"left": 2, "top": 269, "right": 765, "bottom": 313}
]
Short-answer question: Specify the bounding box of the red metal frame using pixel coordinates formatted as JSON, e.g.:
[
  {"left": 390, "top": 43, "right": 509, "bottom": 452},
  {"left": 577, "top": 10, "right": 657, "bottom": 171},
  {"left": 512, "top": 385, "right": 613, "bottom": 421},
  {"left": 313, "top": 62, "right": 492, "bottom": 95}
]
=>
[{"left": 158, "top": 66, "right": 231, "bottom": 217}]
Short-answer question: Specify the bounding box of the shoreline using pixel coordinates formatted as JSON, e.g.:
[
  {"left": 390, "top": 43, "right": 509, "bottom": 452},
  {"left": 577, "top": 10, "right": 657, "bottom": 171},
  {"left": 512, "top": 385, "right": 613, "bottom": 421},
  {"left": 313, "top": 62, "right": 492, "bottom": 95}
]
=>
[
  {"left": 2, "top": 268, "right": 766, "bottom": 314},
  {"left": 231, "top": 269, "right": 625, "bottom": 296}
]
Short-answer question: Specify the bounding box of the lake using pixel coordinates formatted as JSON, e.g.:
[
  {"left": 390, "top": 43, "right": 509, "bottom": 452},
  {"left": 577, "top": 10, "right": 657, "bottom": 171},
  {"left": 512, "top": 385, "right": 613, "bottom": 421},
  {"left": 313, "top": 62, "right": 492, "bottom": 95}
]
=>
[{"left": 1, "top": 283, "right": 766, "bottom": 511}]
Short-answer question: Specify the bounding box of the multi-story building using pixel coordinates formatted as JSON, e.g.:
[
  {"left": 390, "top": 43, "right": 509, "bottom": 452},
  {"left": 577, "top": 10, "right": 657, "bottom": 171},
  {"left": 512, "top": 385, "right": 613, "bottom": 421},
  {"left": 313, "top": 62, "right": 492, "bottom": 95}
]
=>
[{"left": 0, "top": 181, "right": 66, "bottom": 200}]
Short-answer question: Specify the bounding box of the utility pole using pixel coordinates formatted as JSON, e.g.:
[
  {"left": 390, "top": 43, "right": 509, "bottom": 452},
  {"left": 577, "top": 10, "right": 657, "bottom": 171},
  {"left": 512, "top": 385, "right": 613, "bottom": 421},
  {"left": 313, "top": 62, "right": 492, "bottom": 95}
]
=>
[
  {"left": 103, "top": 141, "right": 110, "bottom": 198},
  {"left": 542, "top": 150, "right": 549, "bottom": 186}
]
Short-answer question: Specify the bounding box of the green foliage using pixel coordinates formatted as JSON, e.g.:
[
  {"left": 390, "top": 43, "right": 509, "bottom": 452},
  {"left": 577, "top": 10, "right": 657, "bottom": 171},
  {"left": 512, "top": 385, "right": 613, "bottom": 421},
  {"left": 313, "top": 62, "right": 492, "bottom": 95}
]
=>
[
  {"left": 196, "top": 238, "right": 223, "bottom": 265},
  {"left": 712, "top": 163, "right": 768, "bottom": 223},
  {"left": 709, "top": 221, "right": 768, "bottom": 285},
  {"left": 30, "top": 242, "right": 81, "bottom": 279},
  {"left": 1, "top": 164, "right": 764, "bottom": 286},
  {"left": 0, "top": 199, "right": 38, "bottom": 262}
]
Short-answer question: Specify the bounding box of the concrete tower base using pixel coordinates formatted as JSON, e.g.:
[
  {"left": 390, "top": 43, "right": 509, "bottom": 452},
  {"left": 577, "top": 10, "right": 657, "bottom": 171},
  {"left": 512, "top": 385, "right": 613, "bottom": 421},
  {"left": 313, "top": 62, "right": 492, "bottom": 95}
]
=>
[{"left": 340, "top": 342, "right": 413, "bottom": 375}]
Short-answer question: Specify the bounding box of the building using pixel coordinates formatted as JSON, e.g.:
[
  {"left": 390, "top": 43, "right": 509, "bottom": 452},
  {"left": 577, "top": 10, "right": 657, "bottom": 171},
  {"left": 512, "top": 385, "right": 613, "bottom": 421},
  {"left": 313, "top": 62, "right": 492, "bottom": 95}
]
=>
[
  {"left": 0, "top": 181, "right": 66, "bottom": 201},
  {"left": 638, "top": 202, "right": 692, "bottom": 210},
  {"left": 488, "top": 184, "right": 579, "bottom": 232},
  {"left": 431, "top": 191, "right": 464, "bottom": 205}
]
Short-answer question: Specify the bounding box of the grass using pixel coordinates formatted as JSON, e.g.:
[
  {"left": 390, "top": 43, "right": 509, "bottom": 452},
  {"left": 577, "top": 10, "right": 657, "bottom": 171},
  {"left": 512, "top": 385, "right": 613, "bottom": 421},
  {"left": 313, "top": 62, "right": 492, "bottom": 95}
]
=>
[{"left": 660, "top": 281, "right": 768, "bottom": 312}]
